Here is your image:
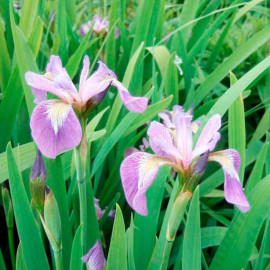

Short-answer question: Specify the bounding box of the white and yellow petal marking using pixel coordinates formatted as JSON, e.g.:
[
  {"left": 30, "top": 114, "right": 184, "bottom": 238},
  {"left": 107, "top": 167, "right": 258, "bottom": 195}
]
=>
[{"left": 46, "top": 100, "right": 72, "bottom": 135}]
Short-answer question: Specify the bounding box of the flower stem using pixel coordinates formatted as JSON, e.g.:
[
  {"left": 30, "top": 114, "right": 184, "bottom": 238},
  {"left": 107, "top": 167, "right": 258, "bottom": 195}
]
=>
[
  {"left": 8, "top": 227, "right": 16, "bottom": 270},
  {"left": 75, "top": 146, "right": 87, "bottom": 253},
  {"left": 54, "top": 249, "right": 64, "bottom": 270}
]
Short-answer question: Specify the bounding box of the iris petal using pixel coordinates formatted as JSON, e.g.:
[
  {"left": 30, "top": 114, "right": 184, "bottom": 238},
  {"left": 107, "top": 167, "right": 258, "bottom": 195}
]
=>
[
  {"left": 30, "top": 100, "right": 82, "bottom": 159},
  {"left": 208, "top": 149, "right": 250, "bottom": 212}
]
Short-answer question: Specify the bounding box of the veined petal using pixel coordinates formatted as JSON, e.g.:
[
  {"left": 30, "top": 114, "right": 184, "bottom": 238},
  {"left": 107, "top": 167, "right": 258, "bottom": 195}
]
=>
[
  {"left": 80, "top": 55, "right": 90, "bottom": 89},
  {"left": 193, "top": 114, "right": 221, "bottom": 158},
  {"left": 208, "top": 150, "right": 250, "bottom": 212},
  {"left": 30, "top": 100, "right": 82, "bottom": 159},
  {"left": 120, "top": 152, "right": 173, "bottom": 215},
  {"left": 174, "top": 113, "right": 193, "bottom": 169},
  {"left": 25, "top": 72, "right": 71, "bottom": 103},
  {"left": 82, "top": 241, "right": 106, "bottom": 270},
  {"left": 111, "top": 79, "right": 148, "bottom": 113},
  {"left": 79, "top": 61, "right": 115, "bottom": 103},
  {"left": 46, "top": 55, "right": 77, "bottom": 95},
  {"left": 147, "top": 121, "right": 181, "bottom": 162}
]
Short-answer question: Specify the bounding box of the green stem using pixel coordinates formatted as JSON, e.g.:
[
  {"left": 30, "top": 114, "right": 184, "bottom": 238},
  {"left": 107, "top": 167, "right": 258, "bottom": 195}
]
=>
[
  {"left": 54, "top": 249, "right": 64, "bottom": 270},
  {"left": 75, "top": 147, "right": 87, "bottom": 253},
  {"left": 166, "top": 191, "right": 192, "bottom": 241},
  {"left": 8, "top": 227, "right": 15, "bottom": 270}
]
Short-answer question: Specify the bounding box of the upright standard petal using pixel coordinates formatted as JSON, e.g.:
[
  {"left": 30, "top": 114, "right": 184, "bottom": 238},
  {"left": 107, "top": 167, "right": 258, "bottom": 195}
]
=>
[
  {"left": 111, "top": 79, "right": 148, "bottom": 113},
  {"left": 79, "top": 61, "right": 115, "bottom": 103},
  {"left": 193, "top": 114, "right": 221, "bottom": 158},
  {"left": 46, "top": 55, "right": 78, "bottom": 96},
  {"left": 174, "top": 113, "right": 193, "bottom": 169},
  {"left": 208, "top": 149, "right": 250, "bottom": 212},
  {"left": 82, "top": 241, "right": 106, "bottom": 270},
  {"left": 30, "top": 100, "right": 82, "bottom": 159},
  {"left": 80, "top": 55, "right": 90, "bottom": 89},
  {"left": 120, "top": 152, "right": 174, "bottom": 215},
  {"left": 147, "top": 121, "right": 181, "bottom": 163}
]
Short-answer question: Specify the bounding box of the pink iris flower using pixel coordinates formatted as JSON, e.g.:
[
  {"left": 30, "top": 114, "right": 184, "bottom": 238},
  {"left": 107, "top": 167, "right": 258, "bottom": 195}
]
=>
[
  {"left": 82, "top": 241, "right": 106, "bottom": 270},
  {"left": 120, "top": 106, "right": 250, "bottom": 216},
  {"left": 80, "top": 15, "right": 119, "bottom": 39},
  {"left": 25, "top": 55, "right": 148, "bottom": 159}
]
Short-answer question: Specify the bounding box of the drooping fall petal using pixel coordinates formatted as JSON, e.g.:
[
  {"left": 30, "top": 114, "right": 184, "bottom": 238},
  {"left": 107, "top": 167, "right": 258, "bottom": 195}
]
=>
[
  {"left": 30, "top": 100, "right": 82, "bottom": 159},
  {"left": 82, "top": 241, "right": 106, "bottom": 270},
  {"left": 208, "top": 149, "right": 250, "bottom": 212},
  {"left": 120, "top": 152, "right": 172, "bottom": 215},
  {"left": 79, "top": 61, "right": 148, "bottom": 112},
  {"left": 111, "top": 79, "right": 148, "bottom": 113}
]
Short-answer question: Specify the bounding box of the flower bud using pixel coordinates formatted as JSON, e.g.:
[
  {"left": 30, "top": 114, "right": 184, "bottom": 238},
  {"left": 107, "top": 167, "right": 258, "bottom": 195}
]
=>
[
  {"left": 43, "top": 190, "right": 62, "bottom": 251},
  {"left": 2, "top": 183, "right": 13, "bottom": 229},
  {"left": 30, "top": 149, "right": 47, "bottom": 213},
  {"left": 82, "top": 241, "right": 106, "bottom": 270}
]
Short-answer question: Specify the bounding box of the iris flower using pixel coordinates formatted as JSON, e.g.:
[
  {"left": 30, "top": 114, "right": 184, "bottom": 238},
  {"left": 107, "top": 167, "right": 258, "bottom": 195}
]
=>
[
  {"left": 25, "top": 55, "right": 148, "bottom": 159},
  {"left": 82, "top": 241, "right": 106, "bottom": 270},
  {"left": 80, "top": 15, "right": 119, "bottom": 38},
  {"left": 120, "top": 106, "right": 250, "bottom": 215}
]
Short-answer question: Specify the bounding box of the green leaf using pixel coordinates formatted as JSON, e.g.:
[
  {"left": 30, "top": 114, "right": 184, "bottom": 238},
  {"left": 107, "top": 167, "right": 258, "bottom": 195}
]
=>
[
  {"left": 6, "top": 143, "right": 50, "bottom": 270},
  {"left": 19, "top": 0, "right": 39, "bottom": 38},
  {"left": 106, "top": 205, "right": 127, "bottom": 270},
  {"left": 228, "top": 72, "right": 246, "bottom": 182},
  {"left": 189, "top": 25, "right": 270, "bottom": 106},
  {"left": 56, "top": 0, "right": 67, "bottom": 60},
  {"left": 182, "top": 186, "right": 201, "bottom": 270},
  {"left": 248, "top": 108, "right": 270, "bottom": 145},
  {"left": 245, "top": 140, "right": 269, "bottom": 193},
  {"left": 0, "top": 249, "right": 7, "bottom": 270},
  {"left": 106, "top": 0, "right": 118, "bottom": 70},
  {"left": 0, "top": 20, "right": 11, "bottom": 92},
  {"left": 66, "top": 30, "right": 92, "bottom": 79},
  {"left": 10, "top": 4, "right": 37, "bottom": 115},
  {"left": 134, "top": 168, "right": 167, "bottom": 269},
  {"left": 105, "top": 42, "right": 144, "bottom": 135},
  {"left": 16, "top": 243, "right": 27, "bottom": 270},
  {"left": 46, "top": 158, "right": 72, "bottom": 269},
  {"left": 201, "top": 227, "right": 227, "bottom": 249},
  {"left": 0, "top": 143, "right": 35, "bottom": 183},
  {"left": 209, "top": 174, "right": 270, "bottom": 270},
  {"left": 123, "top": 95, "right": 173, "bottom": 137},
  {"left": 0, "top": 16, "right": 43, "bottom": 151},
  {"left": 126, "top": 217, "right": 136, "bottom": 270},
  {"left": 91, "top": 89, "right": 154, "bottom": 177},
  {"left": 70, "top": 225, "right": 83, "bottom": 270},
  {"left": 207, "top": 55, "right": 270, "bottom": 118}
]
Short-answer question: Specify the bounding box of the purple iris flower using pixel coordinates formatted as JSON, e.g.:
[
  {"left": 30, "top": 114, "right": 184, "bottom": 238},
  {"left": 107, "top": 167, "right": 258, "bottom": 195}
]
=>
[
  {"left": 82, "top": 241, "right": 106, "bottom": 270},
  {"left": 94, "top": 198, "right": 115, "bottom": 220},
  {"left": 80, "top": 15, "right": 119, "bottom": 39},
  {"left": 25, "top": 55, "right": 148, "bottom": 159},
  {"left": 120, "top": 106, "right": 250, "bottom": 216}
]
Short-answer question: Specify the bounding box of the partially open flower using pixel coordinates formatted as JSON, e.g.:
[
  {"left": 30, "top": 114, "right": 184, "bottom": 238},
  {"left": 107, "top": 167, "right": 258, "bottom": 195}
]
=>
[
  {"left": 80, "top": 15, "right": 119, "bottom": 39},
  {"left": 25, "top": 55, "right": 148, "bottom": 159},
  {"left": 120, "top": 108, "right": 250, "bottom": 215},
  {"left": 82, "top": 241, "right": 106, "bottom": 270}
]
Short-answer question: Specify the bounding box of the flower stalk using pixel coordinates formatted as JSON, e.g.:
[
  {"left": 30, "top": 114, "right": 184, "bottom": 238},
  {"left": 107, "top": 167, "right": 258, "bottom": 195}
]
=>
[{"left": 74, "top": 138, "right": 88, "bottom": 253}]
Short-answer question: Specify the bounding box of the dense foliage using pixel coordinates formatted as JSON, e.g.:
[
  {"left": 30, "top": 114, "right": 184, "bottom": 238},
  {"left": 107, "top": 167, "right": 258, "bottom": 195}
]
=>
[{"left": 1, "top": 0, "right": 270, "bottom": 270}]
